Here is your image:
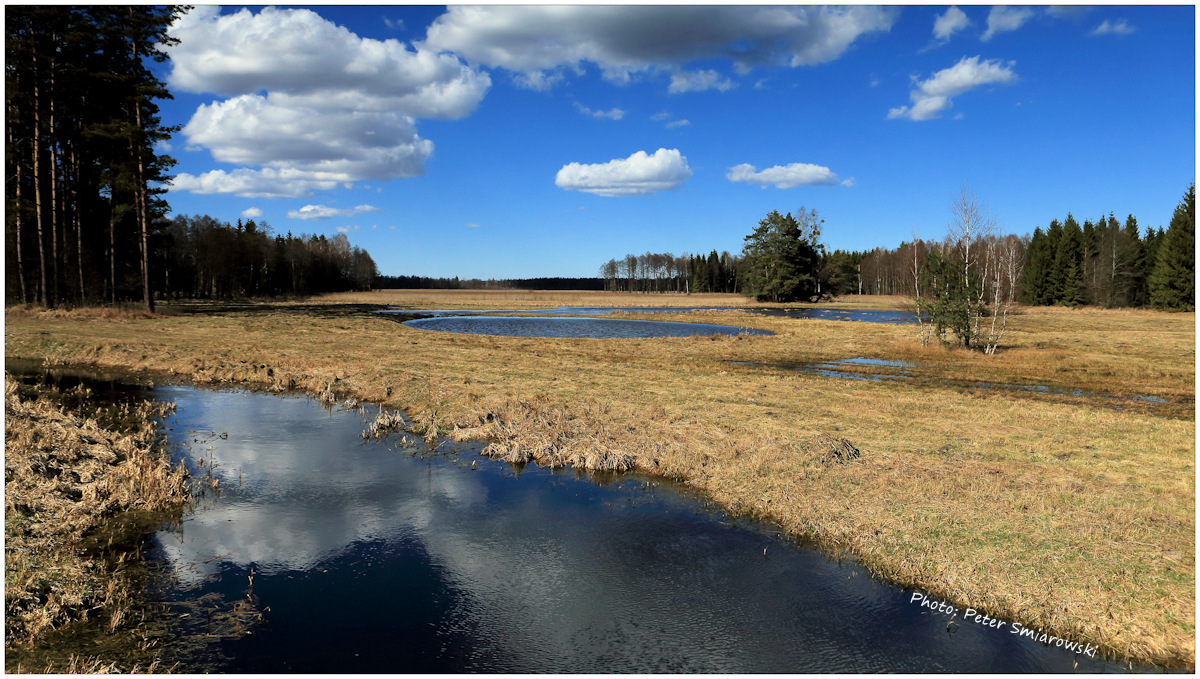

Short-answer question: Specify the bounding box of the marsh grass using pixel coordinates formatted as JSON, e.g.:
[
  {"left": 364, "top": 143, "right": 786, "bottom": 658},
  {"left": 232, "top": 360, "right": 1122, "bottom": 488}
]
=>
[
  {"left": 4, "top": 375, "right": 189, "bottom": 671},
  {"left": 4, "top": 296, "right": 1194, "bottom": 668}
]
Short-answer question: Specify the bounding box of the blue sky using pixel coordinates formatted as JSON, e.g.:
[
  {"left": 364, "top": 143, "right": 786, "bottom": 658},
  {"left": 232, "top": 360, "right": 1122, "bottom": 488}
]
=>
[{"left": 158, "top": 5, "right": 1195, "bottom": 279}]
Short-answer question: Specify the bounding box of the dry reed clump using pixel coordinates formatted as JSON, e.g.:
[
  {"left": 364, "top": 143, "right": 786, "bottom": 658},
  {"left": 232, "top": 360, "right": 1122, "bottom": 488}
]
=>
[
  {"left": 808, "top": 433, "right": 860, "bottom": 464},
  {"left": 4, "top": 376, "right": 189, "bottom": 649},
  {"left": 362, "top": 409, "right": 406, "bottom": 439},
  {"left": 479, "top": 398, "right": 638, "bottom": 472}
]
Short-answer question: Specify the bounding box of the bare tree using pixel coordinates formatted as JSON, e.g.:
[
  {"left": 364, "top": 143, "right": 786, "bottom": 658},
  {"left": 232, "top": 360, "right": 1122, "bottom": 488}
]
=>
[
  {"left": 947, "top": 185, "right": 995, "bottom": 348},
  {"left": 983, "top": 234, "right": 1024, "bottom": 354},
  {"left": 910, "top": 232, "right": 932, "bottom": 346}
]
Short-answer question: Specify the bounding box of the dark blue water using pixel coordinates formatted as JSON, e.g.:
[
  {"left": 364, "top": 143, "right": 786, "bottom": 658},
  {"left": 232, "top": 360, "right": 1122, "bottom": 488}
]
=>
[
  {"left": 378, "top": 306, "right": 919, "bottom": 325},
  {"left": 377, "top": 306, "right": 738, "bottom": 317},
  {"left": 748, "top": 307, "right": 919, "bottom": 324},
  {"left": 401, "top": 315, "right": 773, "bottom": 338},
  {"left": 140, "top": 386, "right": 1142, "bottom": 673}
]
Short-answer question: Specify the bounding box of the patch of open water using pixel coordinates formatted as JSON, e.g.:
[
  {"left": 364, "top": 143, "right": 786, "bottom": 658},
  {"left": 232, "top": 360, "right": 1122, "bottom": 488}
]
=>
[
  {"left": 400, "top": 315, "right": 773, "bottom": 339},
  {"left": 5, "top": 364, "right": 1162, "bottom": 672},
  {"left": 377, "top": 306, "right": 739, "bottom": 317},
  {"left": 729, "top": 357, "right": 1174, "bottom": 408},
  {"left": 146, "top": 386, "right": 1145, "bottom": 672},
  {"left": 378, "top": 306, "right": 919, "bottom": 325},
  {"left": 747, "top": 307, "right": 920, "bottom": 324}
]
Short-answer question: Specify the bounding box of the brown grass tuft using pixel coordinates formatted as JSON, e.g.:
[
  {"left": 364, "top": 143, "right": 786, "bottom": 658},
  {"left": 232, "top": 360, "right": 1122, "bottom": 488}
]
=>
[{"left": 4, "top": 375, "right": 188, "bottom": 650}]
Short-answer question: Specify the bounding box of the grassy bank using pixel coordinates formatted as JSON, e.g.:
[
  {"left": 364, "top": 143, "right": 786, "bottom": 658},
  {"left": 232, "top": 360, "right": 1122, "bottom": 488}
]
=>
[
  {"left": 4, "top": 291, "right": 1194, "bottom": 668},
  {"left": 4, "top": 373, "right": 190, "bottom": 672}
]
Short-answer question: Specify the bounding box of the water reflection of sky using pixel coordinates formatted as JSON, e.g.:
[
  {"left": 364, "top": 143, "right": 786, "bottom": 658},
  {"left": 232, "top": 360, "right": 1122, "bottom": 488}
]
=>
[
  {"left": 400, "top": 315, "right": 773, "bottom": 338},
  {"left": 151, "top": 386, "right": 1141, "bottom": 673},
  {"left": 377, "top": 306, "right": 919, "bottom": 325}
]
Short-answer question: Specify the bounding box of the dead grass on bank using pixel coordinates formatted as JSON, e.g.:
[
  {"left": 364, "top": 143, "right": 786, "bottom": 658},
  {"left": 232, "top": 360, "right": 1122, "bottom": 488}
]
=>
[
  {"left": 307, "top": 289, "right": 915, "bottom": 312},
  {"left": 311, "top": 288, "right": 754, "bottom": 309},
  {"left": 2, "top": 299, "right": 1194, "bottom": 668},
  {"left": 5, "top": 303, "right": 170, "bottom": 322},
  {"left": 4, "top": 376, "right": 189, "bottom": 658}
]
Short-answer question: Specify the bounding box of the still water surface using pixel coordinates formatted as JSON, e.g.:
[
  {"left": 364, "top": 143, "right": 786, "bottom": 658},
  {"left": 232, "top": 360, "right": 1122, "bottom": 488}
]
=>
[
  {"left": 400, "top": 315, "right": 772, "bottom": 338},
  {"left": 130, "top": 384, "right": 1141, "bottom": 673},
  {"left": 379, "top": 306, "right": 916, "bottom": 325},
  {"left": 747, "top": 307, "right": 918, "bottom": 324}
]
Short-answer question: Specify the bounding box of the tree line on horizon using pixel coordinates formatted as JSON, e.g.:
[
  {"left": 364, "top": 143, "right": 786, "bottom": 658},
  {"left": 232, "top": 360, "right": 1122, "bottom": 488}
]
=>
[
  {"left": 373, "top": 275, "right": 604, "bottom": 291},
  {"left": 850, "top": 184, "right": 1194, "bottom": 312},
  {"left": 597, "top": 251, "right": 740, "bottom": 294},
  {"left": 161, "top": 215, "right": 377, "bottom": 299},
  {"left": 592, "top": 185, "right": 1192, "bottom": 313}
]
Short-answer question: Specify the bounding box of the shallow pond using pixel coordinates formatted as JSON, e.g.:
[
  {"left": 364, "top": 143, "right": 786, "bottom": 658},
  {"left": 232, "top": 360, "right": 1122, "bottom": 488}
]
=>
[
  {"left": 729, "top": 357, "right": 1176, "bottom": 412},
  {"left": 748, "top": 307, "right": 919, "bottom": 324},
  {"left": 400, "top": 315, "right": 773, "bottom": 339},
  {"left": 377, "top": 306, "right": 738, "bottom": 317},
  {"left": 5, "top": 364, "right": 1157, "bottom": 672},
  {"left": 379, "top": 305, "right": 918, "bottom": 325},
  {"left": 134, "top": 384, "right": 1141, "bottom": 672}
]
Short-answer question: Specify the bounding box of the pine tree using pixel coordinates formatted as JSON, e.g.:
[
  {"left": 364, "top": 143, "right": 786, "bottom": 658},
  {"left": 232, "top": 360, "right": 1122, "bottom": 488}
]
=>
[
  {"left": 1041, "top": 219, "right": 1064, "bottom": 304},
  {"left": 1121, "top": 214, "right": 1148, "bottom": 306},
  {"left": 1149, "top": 183, "right": 1196, "bottom": 311},
  {"left": 740, "top": 209, "right": 823, "bottom": 303},
  {"left": 1054, "top": 215, "right": 1085, "bottom": 306},
  {"left": 1019, "top": 226, "right": 1051, "bottom": 305}
]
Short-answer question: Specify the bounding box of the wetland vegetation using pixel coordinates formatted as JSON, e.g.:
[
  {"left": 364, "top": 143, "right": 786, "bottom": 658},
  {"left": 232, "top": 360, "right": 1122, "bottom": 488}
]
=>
[
  {"left": 4, "top": 369, "right": 191, "bottom": 672},
  {"left": 4, "top": 291, "right": 1195, "bottom": 669}
]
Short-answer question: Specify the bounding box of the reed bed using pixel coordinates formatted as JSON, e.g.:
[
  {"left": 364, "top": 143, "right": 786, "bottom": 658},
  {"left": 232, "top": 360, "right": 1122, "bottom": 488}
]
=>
[
  {"left": 3, "top": 298, "right": 1193, "bottom": 668},
  {"left": 4, "top": 375, "right": 189, "bottom": 669}
]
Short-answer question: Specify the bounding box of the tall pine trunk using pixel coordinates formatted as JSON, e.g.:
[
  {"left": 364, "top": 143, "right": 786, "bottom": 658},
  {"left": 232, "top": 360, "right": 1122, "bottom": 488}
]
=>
[
  {"left": 32, "top": 47, "right": 49, "bottom": 307},
  {"left": 108, "top": 189, "right": 117, "bottom": 304},
  {"left": 12, "top": 124, "right": 29, "bottom": 304},
  {"left": 72, "top": 145, "right": 85, "bottom": 304},
  {"left": 129, "top": 11, "right": 154, "bottom": 313},
  {"left": 48, "top": 45, "right": 60, "bottom": 306}
]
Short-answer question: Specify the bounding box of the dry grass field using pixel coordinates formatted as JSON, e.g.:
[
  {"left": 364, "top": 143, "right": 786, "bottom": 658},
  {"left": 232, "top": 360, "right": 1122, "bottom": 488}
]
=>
[{"left": 4, "top": 290, "right": 1194, "bottom": 668}]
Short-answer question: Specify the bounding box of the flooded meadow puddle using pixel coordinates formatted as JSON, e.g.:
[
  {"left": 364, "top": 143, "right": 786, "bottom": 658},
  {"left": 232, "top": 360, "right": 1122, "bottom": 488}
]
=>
[
  {"left": 152, "top": 386, "right": 1143, "bottom": 671},
  {"left": 398, "top": 315, "right": 772, "bottom": 339},
  {"left": 6, "top": 365, "right": 1157, "bottom": 672},
  {"left": 747, "top": 307, "right": 920, "bottom": 324},
  {"left": 379, "top": 304, "right": 919, "bottom": 338},
  {"left": 727, "top": 357, "right": 1178, "bottom": 415}
]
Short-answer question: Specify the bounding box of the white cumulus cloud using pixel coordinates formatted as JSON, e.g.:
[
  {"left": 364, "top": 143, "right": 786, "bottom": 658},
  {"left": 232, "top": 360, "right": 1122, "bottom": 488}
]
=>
[
  {"left": 167, "top": 6, "right": 488, "bottom": 118},
  {"left": 555, "top": 148, "right": 692, "bottom": 197},
  {"left": 981, "top": 6, "right": 1034, "bottom": 42},
  {"left": 668, "top": 69, "right": 734, "bottom": 94},
  {"left": 240, "top": 207, "right": 263, "bottom": 219},
  {"left": 169, "top": 168, "right": 336, "bottom": 199},
  {"left": 287, "top": 204, "right": 381, "bottom": 221},
  {"left": 887, "top": 55, "right": 1017, "bottom": 121},
  {"left": 933, "top": 7, "right": 971, "bottom": 42},
  {"left": 422, "top": 6, "right": 896, "bottom": 91},
  {"left": 726, "top": 162, "right": 843, "bottom": 189},
  {"left": 164, "top": 6, "right": 489, "bottom": 198},
  {"left": 574, "top": 103, "right": 625, "bottom": 120},
  {"left": 1091, "top": 19, "right": 1135, "bottom": 36}
]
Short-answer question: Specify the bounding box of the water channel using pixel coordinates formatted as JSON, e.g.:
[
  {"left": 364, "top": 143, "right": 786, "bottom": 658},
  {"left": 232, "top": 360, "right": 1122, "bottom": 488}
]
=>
[
  {"left": 399, "top": 316, "right": 772, "bottom": 339},
  {"left": 378, "top": 305, "right": 918, "bottom": 326},
  {"left": 9, "top": 364, "right": 1150, "bottom": 673}
]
